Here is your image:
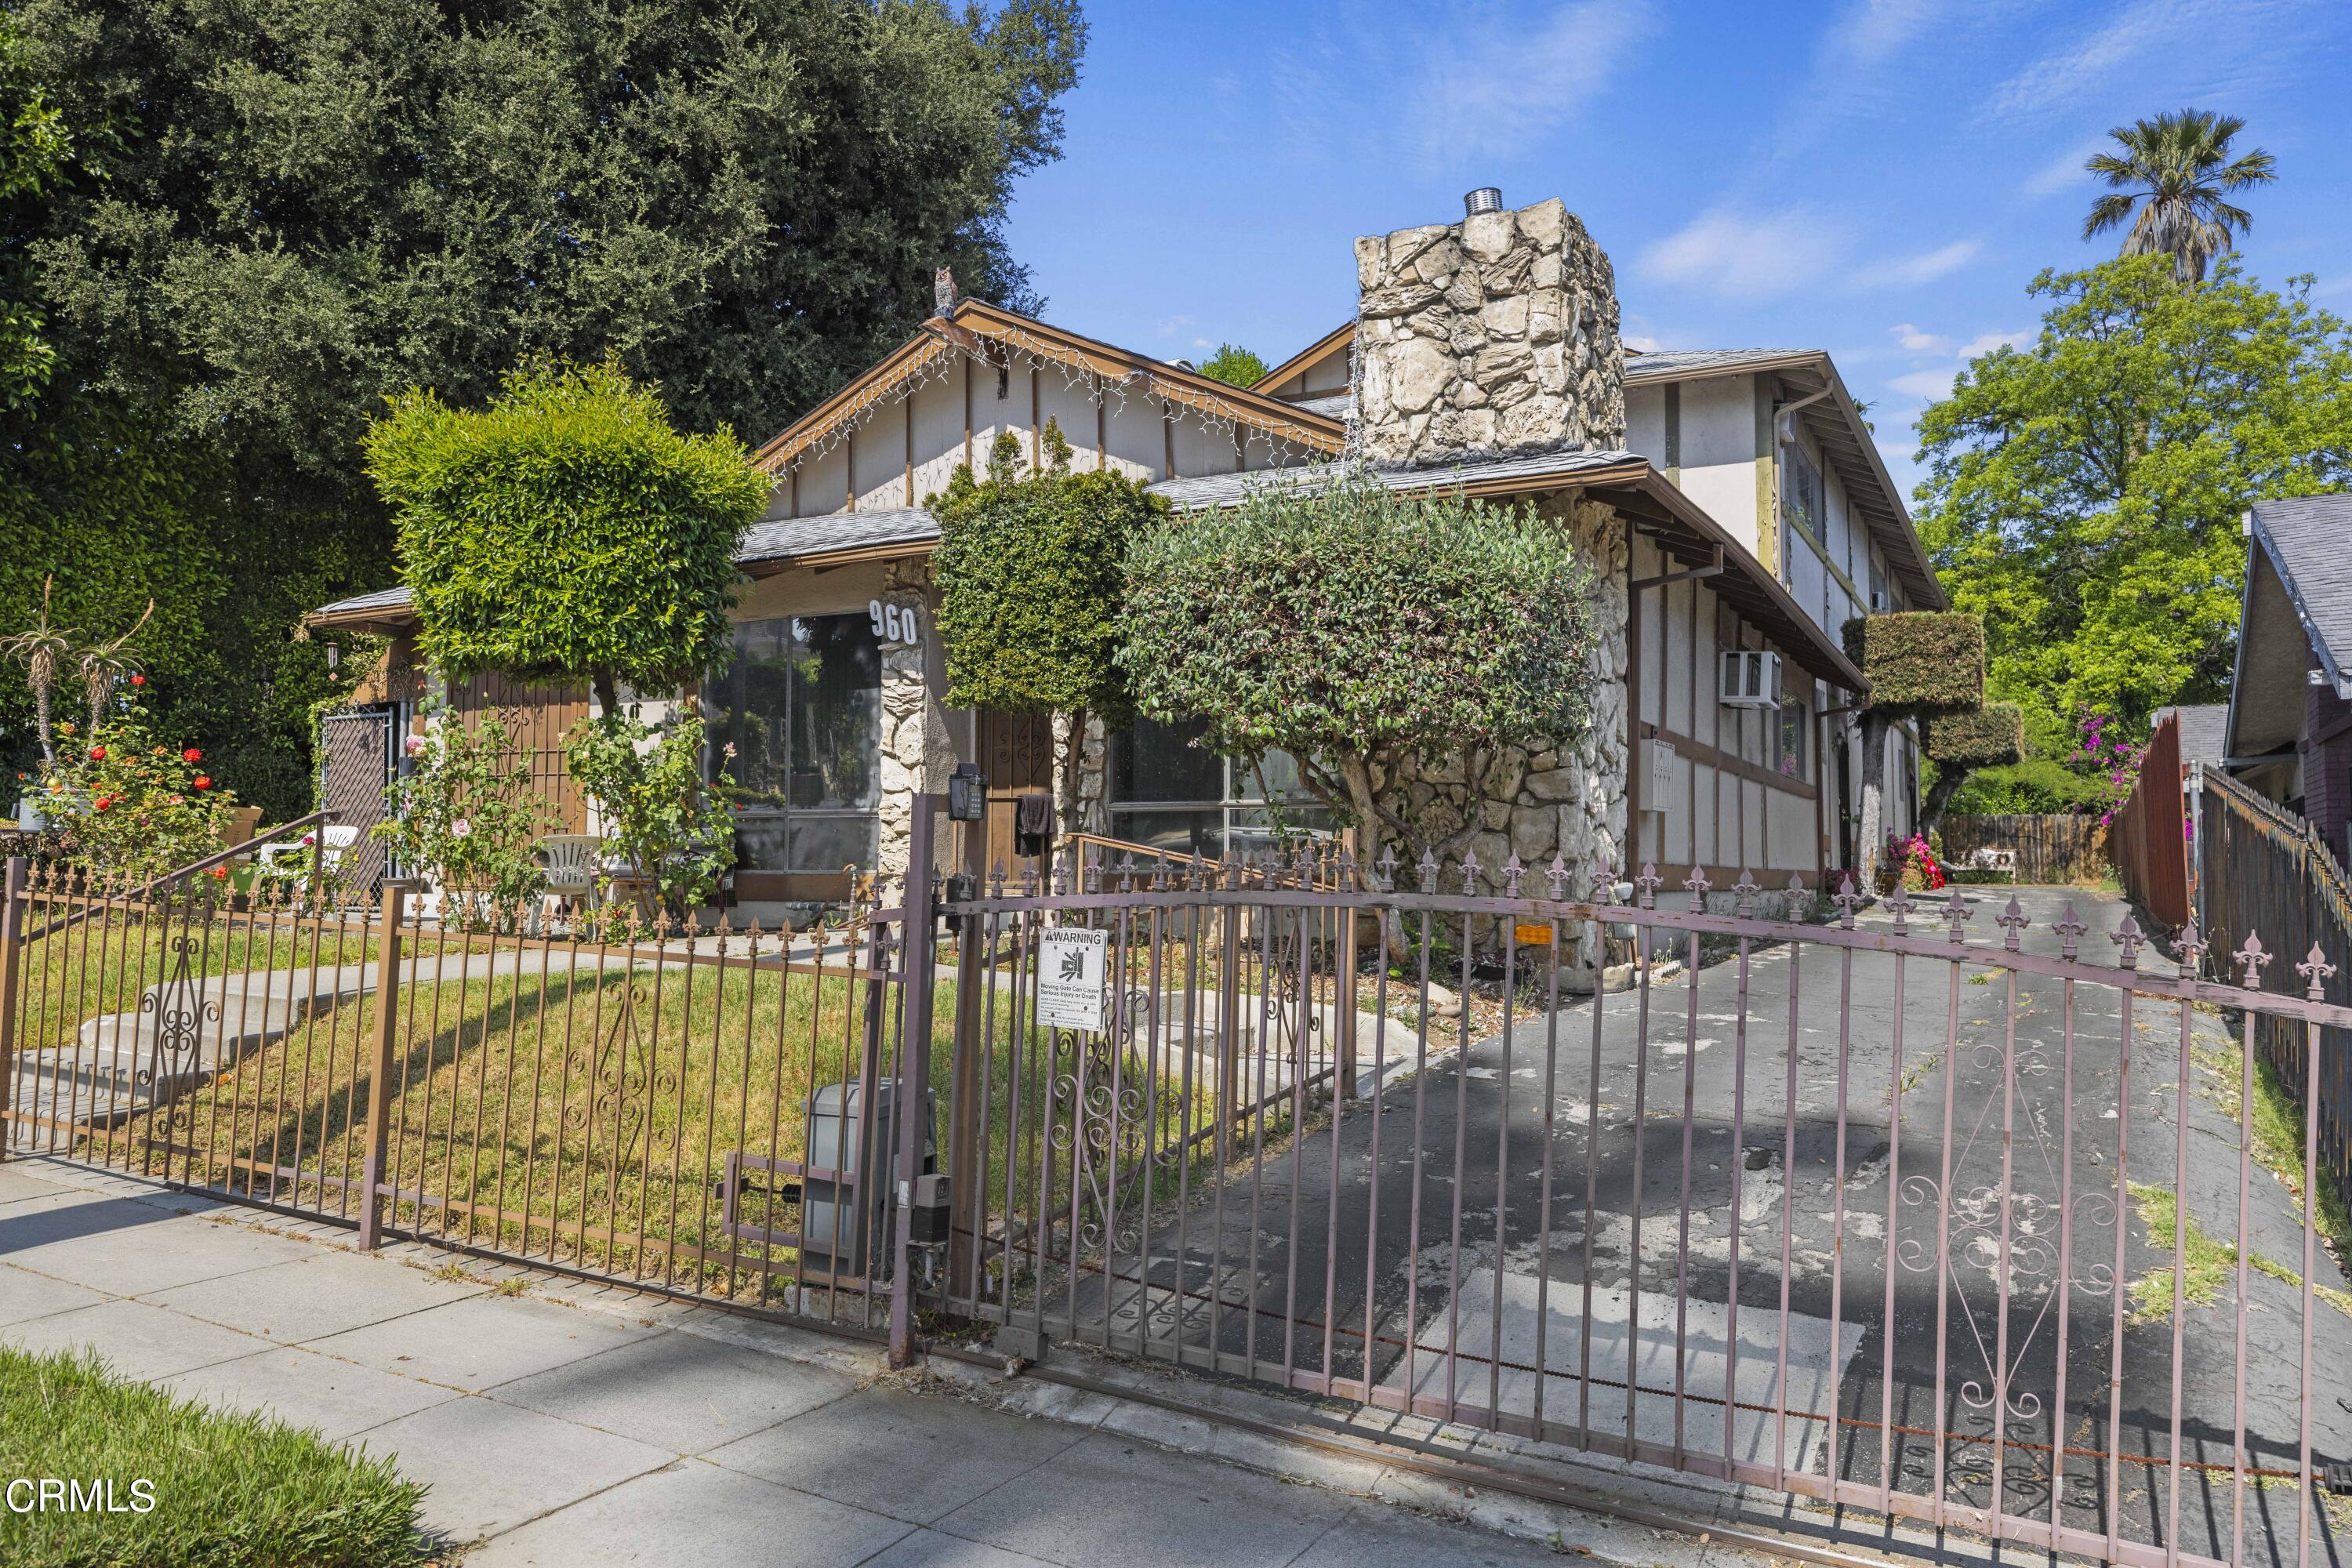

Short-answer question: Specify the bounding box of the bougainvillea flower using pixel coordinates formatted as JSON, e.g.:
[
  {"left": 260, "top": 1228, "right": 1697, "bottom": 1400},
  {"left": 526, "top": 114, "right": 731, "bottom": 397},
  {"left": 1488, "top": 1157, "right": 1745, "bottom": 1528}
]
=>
[{"left": 183, "top": 748, "right": 202, "bottom": 764}]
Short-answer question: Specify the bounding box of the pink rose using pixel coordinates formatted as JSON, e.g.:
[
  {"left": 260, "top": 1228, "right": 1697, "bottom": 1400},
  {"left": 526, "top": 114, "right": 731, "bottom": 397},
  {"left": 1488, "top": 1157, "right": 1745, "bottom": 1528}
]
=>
[
  {"left": 452, "top": 818, "right": 472, "bottom": 839},
  {"left": 404, "top": 735, "right": 426, "bottom": 757}
]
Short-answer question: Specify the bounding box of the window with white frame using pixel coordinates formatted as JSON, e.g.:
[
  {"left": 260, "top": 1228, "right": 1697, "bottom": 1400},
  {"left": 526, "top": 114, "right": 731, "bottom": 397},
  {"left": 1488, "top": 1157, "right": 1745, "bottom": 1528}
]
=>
[{"left": 1785, "top": 441, "right": 1824, "bottom": 547}]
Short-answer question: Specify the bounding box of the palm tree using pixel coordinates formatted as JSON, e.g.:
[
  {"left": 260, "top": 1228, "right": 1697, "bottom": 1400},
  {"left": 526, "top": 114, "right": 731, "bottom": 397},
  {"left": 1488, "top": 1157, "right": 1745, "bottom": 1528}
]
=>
[{"left": 2083, "top": 110, "right": 2276, "bottom": 283}]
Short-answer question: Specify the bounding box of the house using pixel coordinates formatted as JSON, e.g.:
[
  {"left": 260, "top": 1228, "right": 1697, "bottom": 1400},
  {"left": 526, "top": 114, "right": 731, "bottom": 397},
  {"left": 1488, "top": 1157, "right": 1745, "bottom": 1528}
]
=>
[
  {"left": 2220, "top": 494, "right": 2352, "bottom": 866},
  {"left": 2154, "top": 702, "right": 2229, "bottom": 775},
  {"left": 309, "top": 189, "right": 1942, "bottom": 967}
]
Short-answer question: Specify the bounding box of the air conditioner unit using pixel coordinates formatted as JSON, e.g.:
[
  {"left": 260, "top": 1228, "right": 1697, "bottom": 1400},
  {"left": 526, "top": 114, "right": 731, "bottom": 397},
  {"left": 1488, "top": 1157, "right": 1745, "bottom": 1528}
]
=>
[{"left": 1719, "top": 649, "right": 1782, "bottom": 708}]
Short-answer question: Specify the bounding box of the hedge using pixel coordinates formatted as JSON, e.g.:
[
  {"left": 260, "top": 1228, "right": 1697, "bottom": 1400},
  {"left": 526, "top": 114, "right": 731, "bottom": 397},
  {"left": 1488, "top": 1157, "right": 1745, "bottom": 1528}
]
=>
[
  {"left": 1841, "top": 611, "right": 1986, "bottom": 715},
  {"left": 1925, "top": 702, "right": 2024, "bottom": 768}
]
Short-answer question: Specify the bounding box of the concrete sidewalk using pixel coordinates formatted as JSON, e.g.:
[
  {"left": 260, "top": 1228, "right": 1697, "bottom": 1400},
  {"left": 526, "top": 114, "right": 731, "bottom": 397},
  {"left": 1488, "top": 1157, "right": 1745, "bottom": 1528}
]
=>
[{"left": 0, "top": 1156, "right": 1747, "bottom": 1566}]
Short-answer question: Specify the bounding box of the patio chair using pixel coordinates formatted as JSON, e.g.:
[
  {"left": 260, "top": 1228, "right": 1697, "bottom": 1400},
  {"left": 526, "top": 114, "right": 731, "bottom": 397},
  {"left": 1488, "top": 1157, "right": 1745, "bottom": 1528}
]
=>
[
  {"left": 532, "top": 833, "right": 606, "bottom": 911},
  {"left": 256, "top": 824, "right": 359, "bottom": 883}
]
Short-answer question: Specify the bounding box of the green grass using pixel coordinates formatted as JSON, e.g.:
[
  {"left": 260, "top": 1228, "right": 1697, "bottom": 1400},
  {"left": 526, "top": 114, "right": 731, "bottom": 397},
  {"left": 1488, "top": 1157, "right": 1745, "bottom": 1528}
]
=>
[
  {"left": 2125, "top": 1183, "right": 2352, "bottom": 1326},
  {"left": 0, "top": 1345, "right": 423, "bottom": 1567}
]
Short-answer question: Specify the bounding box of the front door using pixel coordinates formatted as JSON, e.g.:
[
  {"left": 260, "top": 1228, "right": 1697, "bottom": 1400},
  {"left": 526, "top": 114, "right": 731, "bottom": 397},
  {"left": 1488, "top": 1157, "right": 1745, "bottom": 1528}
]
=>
[{"left": 975, "top": 708, "right": 1054, "bottom": 880}]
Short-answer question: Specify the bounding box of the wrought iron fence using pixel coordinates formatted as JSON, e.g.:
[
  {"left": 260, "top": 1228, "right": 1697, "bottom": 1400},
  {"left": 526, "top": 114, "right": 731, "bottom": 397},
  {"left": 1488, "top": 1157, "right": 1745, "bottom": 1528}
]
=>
[
  {"left": 926, "top": 843, "right": 2351, "bottom": 1568},
  {"left": 0, "top": 858, "right": 922, "bottom": 1334},
  {"left": 7, "top": 812, "right": 2350, "bottom": 1568}
]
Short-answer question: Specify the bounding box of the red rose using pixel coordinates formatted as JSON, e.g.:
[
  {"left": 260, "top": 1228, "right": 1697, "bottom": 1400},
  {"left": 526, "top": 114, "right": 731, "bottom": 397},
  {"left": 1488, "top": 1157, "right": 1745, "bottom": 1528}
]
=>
[
  {"left": 192, "top": 776, "right": 212, "bottom": 790},
  {"left": 183, "top": 748, "right": 202, "bottom": 764},
  {"left": 93, "top": 797, "right": 112, "bottom": 812},
  {"left": 209, "top": 866, "right": 229, "bottom": 880},
  {"left": 129, "top": 674, "right": 145, "bottom": 686},
  {"left": 88, "top": 746, "right": 105, "bottom": 760}
]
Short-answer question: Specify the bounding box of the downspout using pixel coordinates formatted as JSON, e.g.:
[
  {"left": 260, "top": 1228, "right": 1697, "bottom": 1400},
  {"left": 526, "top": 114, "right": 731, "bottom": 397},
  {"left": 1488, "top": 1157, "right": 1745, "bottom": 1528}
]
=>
[{"left": 1772, "top": 387, "right": 1834, "bottom": 589}]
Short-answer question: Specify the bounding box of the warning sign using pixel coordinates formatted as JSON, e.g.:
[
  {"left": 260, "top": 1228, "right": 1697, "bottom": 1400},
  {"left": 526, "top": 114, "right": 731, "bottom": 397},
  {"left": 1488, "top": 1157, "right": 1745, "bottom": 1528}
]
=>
[{"left": 1034, "top": 927, "right": 1109, "bottom": 1033}]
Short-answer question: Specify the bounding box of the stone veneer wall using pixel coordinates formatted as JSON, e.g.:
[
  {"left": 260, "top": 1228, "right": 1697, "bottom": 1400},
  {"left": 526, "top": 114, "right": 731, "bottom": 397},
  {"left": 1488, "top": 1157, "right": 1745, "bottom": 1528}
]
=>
[
  {"left": 1352, "top": 197, "right": 1625, "bottom": 470},
  {"left": 1374, "top": 495, "right": 1628, "bottom": 978},
  {"left": 873, "top": 558, "right": 957, "bottom": 883}
]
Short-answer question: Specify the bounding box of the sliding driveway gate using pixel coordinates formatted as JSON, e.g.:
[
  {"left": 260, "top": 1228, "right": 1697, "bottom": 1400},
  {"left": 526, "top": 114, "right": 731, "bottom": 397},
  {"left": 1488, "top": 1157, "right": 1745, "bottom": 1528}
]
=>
[{"left": 6, "top": 805, "right": 2350, "bottom": 1568}]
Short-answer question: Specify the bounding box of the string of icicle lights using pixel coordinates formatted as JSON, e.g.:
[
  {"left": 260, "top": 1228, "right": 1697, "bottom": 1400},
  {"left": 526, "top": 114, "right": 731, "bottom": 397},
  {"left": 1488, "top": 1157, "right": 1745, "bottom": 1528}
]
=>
[{"left": 769, "top": 315, "right": 1341, "bottom": 476}]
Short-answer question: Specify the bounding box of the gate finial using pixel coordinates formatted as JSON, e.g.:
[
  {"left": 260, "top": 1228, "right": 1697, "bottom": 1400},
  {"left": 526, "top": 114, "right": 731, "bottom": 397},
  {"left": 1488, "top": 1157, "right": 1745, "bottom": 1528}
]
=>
[
  {"left": 2110, "top": 911, "right": 2144, "bottom": 969},
  {"left": 1546, "top": 853, "right": 1569, "bottom": 902},
  {"left": 1941, "top": 887, "right": 1973, "bottom": 944},
  {"left": 1417, "top": 847, "right": 1440, "bottom": 895},
  {"left": 1502, "top": 853, "right": 1524, "bottom": 899},
  {"left": 2297, "top": 942, "right": 2336, "bottom": 999},
  {"left": 2172, "top": 923, "right": 2208, "bottom": 978},
  {"left": 1886, "top": 883, "right": 1915, "bottom": 935},
  {"left": 1682, "top": 867, "right": 1711, "bottom": 912},
  {"left": 1994, "top": 895, "right": 2029, "bottom": 952},
  {"left": 2234, "top": 929, "right": 2271, "bottom": 986},
  {"left": 2053, "top": 902, "right": 2085, "bottom": 958},
  {"left": 1634, "top": 862, "right": 1661, "bottom": 909},
  {"left": 1375, "top": 844, "right": 1399, "bottom": 892},
  {"left": 1831, "top": 875, "right": 1864, "bottom": 929},
  {"left": 1732, "top": 869, "right": 1760, "bottom": 919}
]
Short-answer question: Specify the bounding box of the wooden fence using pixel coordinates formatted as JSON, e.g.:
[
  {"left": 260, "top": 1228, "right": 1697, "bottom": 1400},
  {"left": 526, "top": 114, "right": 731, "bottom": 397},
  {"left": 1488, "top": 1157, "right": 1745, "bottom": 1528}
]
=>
[
  {"left": 2194, "top": 766, "right": 2352, "bottom": 1204},
  {"left": 1936, "top": 813, "right": 2110, "bottom": 884},
  {"left": 2111, "top": 710, "right": 2192, "bottom": 929}
]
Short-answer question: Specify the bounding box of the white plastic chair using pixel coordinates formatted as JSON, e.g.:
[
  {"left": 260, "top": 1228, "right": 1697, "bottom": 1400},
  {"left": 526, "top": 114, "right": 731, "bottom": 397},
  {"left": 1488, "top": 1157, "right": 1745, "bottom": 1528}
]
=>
[
  {"left": 533, "top": 834, "right": 605, "bottom": 907},
  {"left": 256, "top": 824, "right": 360, "bottom": 879}
]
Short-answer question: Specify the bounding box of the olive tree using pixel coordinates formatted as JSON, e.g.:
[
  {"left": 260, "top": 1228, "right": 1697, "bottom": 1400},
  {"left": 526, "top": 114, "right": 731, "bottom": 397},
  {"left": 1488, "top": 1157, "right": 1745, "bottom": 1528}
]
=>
[{"left": 1120, "top": 467, "right": 1599, "bottom": 872}]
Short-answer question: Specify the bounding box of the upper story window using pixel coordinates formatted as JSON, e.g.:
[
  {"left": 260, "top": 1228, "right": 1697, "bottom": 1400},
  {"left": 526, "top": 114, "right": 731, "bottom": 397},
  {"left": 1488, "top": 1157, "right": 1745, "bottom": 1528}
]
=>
[{"left": 1784, "top": 441, "right": 1824, "bottom": 548}]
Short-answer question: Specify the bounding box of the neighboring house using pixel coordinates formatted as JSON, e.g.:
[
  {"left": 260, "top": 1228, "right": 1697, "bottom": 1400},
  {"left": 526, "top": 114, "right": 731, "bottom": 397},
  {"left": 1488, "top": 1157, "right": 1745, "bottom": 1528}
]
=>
[
  {"left": 2221, "top": 494, "right": 2352, "bottom": 866},
  {"left": 310, "top": 189, "right": 1944, "bottom": 967},
  {"left": 2154, "top": 702, "right": 2229, "bottom": 775}
]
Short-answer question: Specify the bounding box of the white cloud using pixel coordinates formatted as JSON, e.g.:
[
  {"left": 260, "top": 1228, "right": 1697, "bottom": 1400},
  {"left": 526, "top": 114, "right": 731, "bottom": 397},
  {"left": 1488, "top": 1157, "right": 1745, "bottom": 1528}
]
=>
[
  {"left": 1890, "top": 322, "right": 1948, "bottom": 354},
  {"left": 1639, "top": 208, "right": 1848, "bottom": 302},
  {"left": 1768, "top": 0, "right": 1962, "bottom": 162},
  {"left": 1957, "top": 330, "right": 2029, "bottom": 358},
  {"left": 1270, "top": 2, "right": 1653, "bottom": 174},
  {"left": 1858, "top": 239, "right": 1982, "bottom": 288},
  {"left": 1154, "top": 314, "right": 1195, "bottom": 339},
  {"left": 1981, "top": 0, "right": 2319, "bottom": 124},
  {"left": 1405, "top": 1, "right": 1657, "bottom": 172},
  {"left": 1624, "top": 334, "right": 1662, "bottom": 352},
  {"left": 2022, "top": 140, "right": 2103, "bottom": 199},
  {"left": 1888, "top": 368, "right": 1961, "bottom": 399}
]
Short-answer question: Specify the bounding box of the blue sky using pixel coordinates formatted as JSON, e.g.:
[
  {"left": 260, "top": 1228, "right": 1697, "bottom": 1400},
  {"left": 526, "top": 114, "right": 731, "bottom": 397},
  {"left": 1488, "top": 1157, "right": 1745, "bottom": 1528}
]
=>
[{"left": 1000, "top": 0, "right": 2351, "bottom": 498}]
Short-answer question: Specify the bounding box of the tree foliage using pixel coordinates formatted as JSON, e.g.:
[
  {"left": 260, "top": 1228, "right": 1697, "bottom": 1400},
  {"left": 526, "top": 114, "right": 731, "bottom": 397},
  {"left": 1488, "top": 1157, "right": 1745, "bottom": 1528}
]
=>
[
  {"left": 365, "top": 360, "right": 767, "bottom": 712},
  {"left": 1120, "top": 470, "right": 1598, "bottom": 862},
  {"left": 1195, "top": 343, "right": 1269, "bottom": 388},
  {"left": 932, "top": 428, "right": 1166, "bottom": 729},
  {"left": 1914, "top": 256, "right": 2352, "bottom": 753},
  {"left": 19, "top": 0, "right": 1086, "bottom": 477},
  {"left": 5, "top": 0, "right": 1084, "bottom": 811}
]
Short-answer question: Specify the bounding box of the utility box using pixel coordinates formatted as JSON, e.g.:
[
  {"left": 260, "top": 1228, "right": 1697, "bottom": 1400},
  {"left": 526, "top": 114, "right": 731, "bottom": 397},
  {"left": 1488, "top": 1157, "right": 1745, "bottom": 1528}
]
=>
[{"left": 800, "top": 1080, "right": 936, "bottom": 1280}]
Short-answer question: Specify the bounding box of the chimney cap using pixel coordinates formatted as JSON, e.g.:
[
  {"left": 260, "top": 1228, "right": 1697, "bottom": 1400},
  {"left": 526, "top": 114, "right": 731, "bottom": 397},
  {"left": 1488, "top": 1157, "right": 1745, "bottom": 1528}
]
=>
[{"left": 1463, "top": 187, "right": 1503, "bottom": 216}]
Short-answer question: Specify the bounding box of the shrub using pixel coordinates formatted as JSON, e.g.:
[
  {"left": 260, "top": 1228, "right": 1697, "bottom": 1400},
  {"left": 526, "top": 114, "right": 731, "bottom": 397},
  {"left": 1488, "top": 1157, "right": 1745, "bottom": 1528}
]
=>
[
  {"left": 563, "top": 700, "right": 737, "bottom": 918},
  {"left": 1925, "top": 702, "right": 2024, "bottom": 768},
  {"left": 1944, "top": 756, "right": 2100, "bottom": 815},
  {"left": 365, "top": 358, "right": 767, "bottom": 714},
  {"left": 1840, "top": 611, "right": 1986, "bottom": 715},
  {"left": 1120, "top": 467, "right": 1599, "bottom": 862},
  {"left": 0, "top": 1345, "right": 424, "bottom": 1568},
  {"left": 373, "top": 706, "right": 550, "bottom": 924},
  {"left": 35, "top": 695, "right": 234, "bottom": 877},
  {"left": 932, "top": 426, "right": 1166, "bottom": 728}
]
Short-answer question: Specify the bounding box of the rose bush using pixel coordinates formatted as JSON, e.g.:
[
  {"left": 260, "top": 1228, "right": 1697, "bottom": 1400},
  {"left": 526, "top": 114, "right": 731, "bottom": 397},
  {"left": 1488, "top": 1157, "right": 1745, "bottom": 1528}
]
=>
[
  {"left": 372, "top": 705, "right": 549, "bottom": 926},
  {"left": 36, "top": 697, "right": 235, "bottom": 877}
]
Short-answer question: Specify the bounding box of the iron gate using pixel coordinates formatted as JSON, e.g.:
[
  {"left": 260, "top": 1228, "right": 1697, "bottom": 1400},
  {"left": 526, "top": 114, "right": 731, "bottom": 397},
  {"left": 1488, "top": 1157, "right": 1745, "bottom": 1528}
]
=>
[{"left": 917, "top": 834, "right": 2352, "bottom": 1568}]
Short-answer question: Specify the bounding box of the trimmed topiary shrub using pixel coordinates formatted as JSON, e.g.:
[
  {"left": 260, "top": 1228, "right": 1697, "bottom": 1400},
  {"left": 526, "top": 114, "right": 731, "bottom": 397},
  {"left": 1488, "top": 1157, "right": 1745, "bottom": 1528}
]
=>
[
  {"left": 365, "top": 358, "right": 767, "bottom": 714},
  {"left": 1840, "top": 611, "right": 1986, "bottom": 716},
  {"left": 1925, "top": 702, "right": 2024, "bottom": 768}
]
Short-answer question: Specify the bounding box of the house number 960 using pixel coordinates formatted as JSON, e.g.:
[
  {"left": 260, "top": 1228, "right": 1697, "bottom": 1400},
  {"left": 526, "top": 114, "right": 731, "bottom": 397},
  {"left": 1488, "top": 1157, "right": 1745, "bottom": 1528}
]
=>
[{"left": 868, "top": 598, "right": 921, "bottom": 647}]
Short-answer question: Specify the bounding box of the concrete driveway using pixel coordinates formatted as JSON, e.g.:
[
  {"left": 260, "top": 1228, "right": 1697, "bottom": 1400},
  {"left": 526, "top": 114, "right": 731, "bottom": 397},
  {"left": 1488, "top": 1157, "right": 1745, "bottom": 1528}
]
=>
[{"left": 1096, "top": 884, "right": 2350, "bottom": 1568}]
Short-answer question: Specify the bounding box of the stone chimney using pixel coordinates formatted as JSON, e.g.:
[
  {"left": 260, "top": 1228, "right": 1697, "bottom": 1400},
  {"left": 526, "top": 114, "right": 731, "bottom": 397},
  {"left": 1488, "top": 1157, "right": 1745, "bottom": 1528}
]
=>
[{"left": 1352, "top": 194, "right": 1625, "bottom": 469}]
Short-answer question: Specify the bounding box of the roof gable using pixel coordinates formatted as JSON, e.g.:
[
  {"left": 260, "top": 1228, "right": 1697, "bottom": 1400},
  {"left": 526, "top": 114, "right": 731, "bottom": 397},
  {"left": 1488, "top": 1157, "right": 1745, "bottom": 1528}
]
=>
[{"left": 750, "top": 299, "right": 1344, "bottom": 477}]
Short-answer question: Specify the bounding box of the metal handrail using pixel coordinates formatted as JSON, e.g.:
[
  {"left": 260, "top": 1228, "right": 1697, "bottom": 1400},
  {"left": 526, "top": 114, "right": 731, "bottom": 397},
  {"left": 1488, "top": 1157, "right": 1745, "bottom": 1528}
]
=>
[{"left": 18, "top": 809, "right": 339, "bottom": 943}]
